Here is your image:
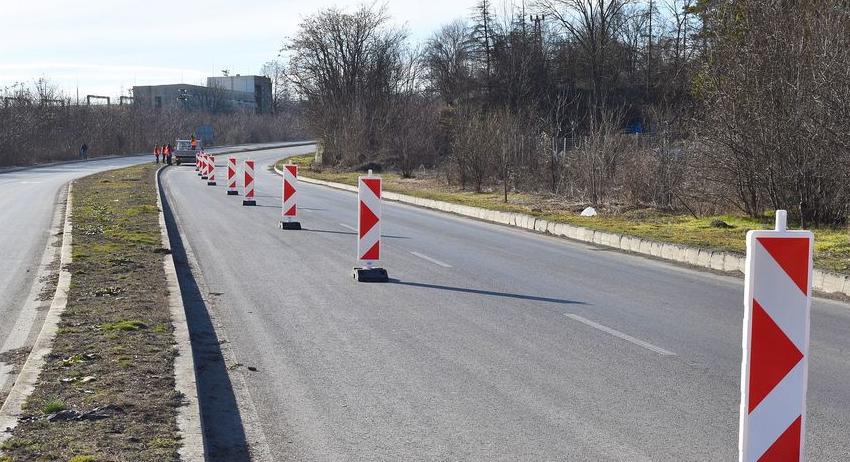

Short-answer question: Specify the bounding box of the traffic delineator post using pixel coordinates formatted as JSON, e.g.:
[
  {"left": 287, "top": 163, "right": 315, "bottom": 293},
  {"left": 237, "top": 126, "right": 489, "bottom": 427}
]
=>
[
  {"left": 226, "top": 156, "right": 238, "bottom": 195},
  {"left": 279, "top": 163, "right": 301, "bottom": 230},
  {"left": 242, "top": 159, "right": 256, "bottom": 206},
  {"left": 206, "top": 155, "right": 216, "bottom": 186},
  {"left": 200, "top": 154, "right": 209, "bottom": 180},
  {"left": 195, "top": 152, "right": 201, "bottom": 172},
  {"left": 739, "top": 210, "right": 812, "bottom": 462},
  {"left": 353, "top": 169, "right": 388, "bottom": 282}
]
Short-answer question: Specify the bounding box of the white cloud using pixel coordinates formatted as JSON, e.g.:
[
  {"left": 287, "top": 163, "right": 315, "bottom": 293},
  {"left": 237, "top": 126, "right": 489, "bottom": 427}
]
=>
[{"left": 1, "top": 0, "right": 478, "bottom": 97}]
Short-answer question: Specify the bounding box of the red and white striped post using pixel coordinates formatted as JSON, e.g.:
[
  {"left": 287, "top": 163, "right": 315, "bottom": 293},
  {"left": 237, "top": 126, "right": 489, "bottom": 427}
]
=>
[
  {"left": 279, "top": 163, "right": 301, "bottom": 230},
  {"left": 739, "top": 210, "right": 813, "bottom": 462},
  {"left": 242, "top": 160, "right": 256, "bottom": 206},
  {"left": 200, "top": 154, "right": 209, "bottom": 180},
  {"left": 353, "top": 170, "right": 388, "bottom": 282},
  {"left": 195, "top": 152, "right": 201, "bottom": 172},
  {"left": 206, "top": 155, "right": 216, "bottom": 186},
  {"left": 226, "top": 156, "right": 238, "bottom": 195}
]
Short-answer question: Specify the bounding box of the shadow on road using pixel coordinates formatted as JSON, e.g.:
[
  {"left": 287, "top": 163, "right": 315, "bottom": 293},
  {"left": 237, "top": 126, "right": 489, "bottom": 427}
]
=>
[
  {"left": 389, "top": 280, "right": 587, "bottom": 306},
  {"left": 301, "top": 227, "right": 411, "bottom": 239},
  {"left": 159, "top": 174, "right": 252, "bottom": 462}
]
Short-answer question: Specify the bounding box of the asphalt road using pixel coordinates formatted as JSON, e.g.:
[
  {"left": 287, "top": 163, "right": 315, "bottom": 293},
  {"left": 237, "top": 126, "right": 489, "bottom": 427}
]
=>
[
  {"left": 0, "top": 142, "right": 306, "bottom": 401},
  {"left": 161, "top": 145, "right": 850, "bottom": 461}
]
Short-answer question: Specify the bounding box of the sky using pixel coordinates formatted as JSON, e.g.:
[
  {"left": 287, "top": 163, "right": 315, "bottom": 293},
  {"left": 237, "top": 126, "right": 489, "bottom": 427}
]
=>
[{"left": 1, "top": 0, "right": 479, "bottom": 99}]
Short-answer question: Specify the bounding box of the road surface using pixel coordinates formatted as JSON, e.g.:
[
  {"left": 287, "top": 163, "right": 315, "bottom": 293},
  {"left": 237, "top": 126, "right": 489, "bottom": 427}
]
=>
[
  {"left": 0, "top": 142, "right": 306, "bottom": 402},
  {"left": 161, "top": 145, "right": 850, "bottom": 461}
]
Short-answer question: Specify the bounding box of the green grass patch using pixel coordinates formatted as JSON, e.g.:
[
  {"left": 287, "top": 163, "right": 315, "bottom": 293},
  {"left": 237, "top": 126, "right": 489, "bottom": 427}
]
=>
[
  {"left": 41, "top": 400, "right": 67, "bottom": 414},
  {"left": 100, "top": 319, "right": 147, "bottom": 332},
  {"left": 0, "top": 438, "right": 35, "bottom": 451},
  {"left": 148, "top": 437, "right": 179, "bottom": 449},
  {"left": 103, "top": 228, "right": 160, "bottom": 246},
  {"left": 68, "top": 456, "right": 97, "bottom": 462},
  {"left": 280, "top": 154, "right": 850, "bottom": 274}
]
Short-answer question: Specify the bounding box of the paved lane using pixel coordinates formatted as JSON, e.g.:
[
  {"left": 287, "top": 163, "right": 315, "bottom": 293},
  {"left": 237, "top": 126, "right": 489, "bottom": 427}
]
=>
[{"left": 161, "top": 145, "right": 850, "bottom": 461}]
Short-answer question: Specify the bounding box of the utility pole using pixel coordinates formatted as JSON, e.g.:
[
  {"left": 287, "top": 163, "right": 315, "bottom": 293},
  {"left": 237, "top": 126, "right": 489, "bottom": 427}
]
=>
[
  {"left": 530, "top": 14, "right": 544, "bottom": 45},
  {"left": 646, "top": 0, "right": 653, "bottom": 101}
]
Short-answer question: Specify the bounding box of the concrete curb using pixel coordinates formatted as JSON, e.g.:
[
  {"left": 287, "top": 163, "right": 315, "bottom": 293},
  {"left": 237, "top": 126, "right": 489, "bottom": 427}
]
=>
[
  {"left": 156, "top": 167, "right": 206, "bottom": 461},
  {"left": 279, "top": 168, "right": 850, "bottom": 298},
  {"left": 215, "top": 140, "right": 315, "bottom": 156},
  {"left": 0, "top": 184, "right": 74, "bottom": 441}
]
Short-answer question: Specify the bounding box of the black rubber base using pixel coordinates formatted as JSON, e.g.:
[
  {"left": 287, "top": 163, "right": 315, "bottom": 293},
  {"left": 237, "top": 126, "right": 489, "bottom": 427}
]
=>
[
  {"left": 201, "top": 175, "right": 208, "bottom": 180},
  {"left": 207, "top": 181, "right": 216, "bottom": 186},
  {"left": 279, "top": 221, "right": 302, "bottom": 230},
  {"left": 227, "top": 190, "right": 238, "bottom": 195},
  {"left": 242, "top": 200, "right": 256, "bottom": 206},
  {"left": 353, "top": 267, "right": 389, "bottom": 283}
]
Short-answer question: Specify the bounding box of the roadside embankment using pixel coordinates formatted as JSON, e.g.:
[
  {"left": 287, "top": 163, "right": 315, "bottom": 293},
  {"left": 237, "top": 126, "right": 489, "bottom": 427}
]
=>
[
  {"left": 276, "top": 155, "right": 850, "bottom": 297},
  {"left": 1, "top": 164, "right": 184, "bottom": 461}
]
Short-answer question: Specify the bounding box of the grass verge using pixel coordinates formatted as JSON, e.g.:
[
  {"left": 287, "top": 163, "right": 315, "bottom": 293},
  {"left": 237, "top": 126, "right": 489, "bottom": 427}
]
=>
[
  {"left": 1, "top": 164, "right": 181, "bottom": 461},
  {"left": 278, "top": 154, "right": 850, "bottom": 274}
]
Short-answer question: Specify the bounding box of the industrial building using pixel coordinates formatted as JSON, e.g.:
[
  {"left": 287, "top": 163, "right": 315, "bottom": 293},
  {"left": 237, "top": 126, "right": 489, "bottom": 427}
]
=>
[
  {"left": 132, "top": 75, "right": 272, "bottom": 114},
  {"left": 207, "top": 75, "right": 272, "bottom": 114}
]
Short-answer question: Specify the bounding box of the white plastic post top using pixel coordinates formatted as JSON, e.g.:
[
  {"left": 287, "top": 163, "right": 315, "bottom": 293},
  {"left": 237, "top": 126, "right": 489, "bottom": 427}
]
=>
[
  {"left": 368, "top": 169, "right": 373, "bottom": 176},
  {"left": 775, "top": 210, "right": 788, "bottom": 232}
]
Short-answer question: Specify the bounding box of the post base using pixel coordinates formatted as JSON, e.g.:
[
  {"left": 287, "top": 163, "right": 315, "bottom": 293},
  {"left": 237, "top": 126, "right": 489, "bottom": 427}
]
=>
[
  {"left": 242, "top": 200, "right": 256, "bottom": 206},
  {"left": 207, "top": 181, "right": 216, "bottom": 186},
  {"left": 201, "top": 175, "right": 208, "bottom": 180},
  {"left": 279, "top": 221, "right": 302, "bottom": 230},
  {"left": 227, "top": 190, "right": 238, "bottom": 195},
  {"left": 352, "top": 267, "right": 389, "bottom": 283}
]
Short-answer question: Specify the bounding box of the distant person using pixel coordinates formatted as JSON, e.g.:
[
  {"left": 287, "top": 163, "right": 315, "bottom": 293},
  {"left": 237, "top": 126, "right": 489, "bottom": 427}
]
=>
[
  {"left": 165, "top": 144, "right": 173, "bottom": 165},
  {"left": 154, "top": 144, "right": 161, "bottom": 164},
  {"left": 191, "top": 134, "right": 198, "bottom": 150},
  {"left": 79, "top": 143, "right": 88, "bottom": 160}
]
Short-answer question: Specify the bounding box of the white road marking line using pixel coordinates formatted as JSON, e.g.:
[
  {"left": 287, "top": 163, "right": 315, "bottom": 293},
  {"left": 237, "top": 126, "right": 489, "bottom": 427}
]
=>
[
  {"left": 564, "top": 313, "right": 676, "bottom": 356},
  {"left": 339, "top": 223, "right": 357, "bottom": 232},
  {"left": 409, "top": 251, "right": 452, "bottom": 268}
]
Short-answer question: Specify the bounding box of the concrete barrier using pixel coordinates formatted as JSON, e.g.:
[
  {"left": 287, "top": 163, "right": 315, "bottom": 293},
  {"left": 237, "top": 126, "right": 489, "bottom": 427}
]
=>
[
  {"left": 821, "top": 272, "right": 848, "bottom": 294},
  {"left": 710, "top": 252, "right": 726, "bottom": 271}
]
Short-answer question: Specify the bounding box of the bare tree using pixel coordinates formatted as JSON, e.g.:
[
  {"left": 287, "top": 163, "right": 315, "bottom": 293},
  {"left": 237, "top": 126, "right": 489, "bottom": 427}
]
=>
[
  {"left": 694, "top": 0, "right": 850, "bottom": 225},
  {"left": 423, "top": 20, "right": 474, "bottom": 105},
  {"left": 536, "top": 0, "right": 632, "bottom": 105},
  {"left": 282, "top": 3, "right": 411, "bottom": 166}
]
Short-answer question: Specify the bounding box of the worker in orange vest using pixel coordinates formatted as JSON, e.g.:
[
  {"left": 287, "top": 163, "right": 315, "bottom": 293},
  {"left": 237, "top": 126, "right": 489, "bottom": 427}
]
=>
[
  {"left": 154, "top": 144, "right": 161, "bottom": 164},
  {"left": 165, "top": 144, "right": 173, "bottom": 165},
  {"left": 191, "top": 134, "right": 198, "bottom": 150}
]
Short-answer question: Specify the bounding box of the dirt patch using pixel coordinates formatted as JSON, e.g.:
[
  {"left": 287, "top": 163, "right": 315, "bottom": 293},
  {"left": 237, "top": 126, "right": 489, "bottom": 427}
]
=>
[
  {"left": 0, "top": 348, "right": 30, "bottom": 370},
  {"left": 1, "top": 164, "right": 182, "bottom": 461},
  {"left": 0, "top": 347, "right": 32, "bottom": 406}
]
